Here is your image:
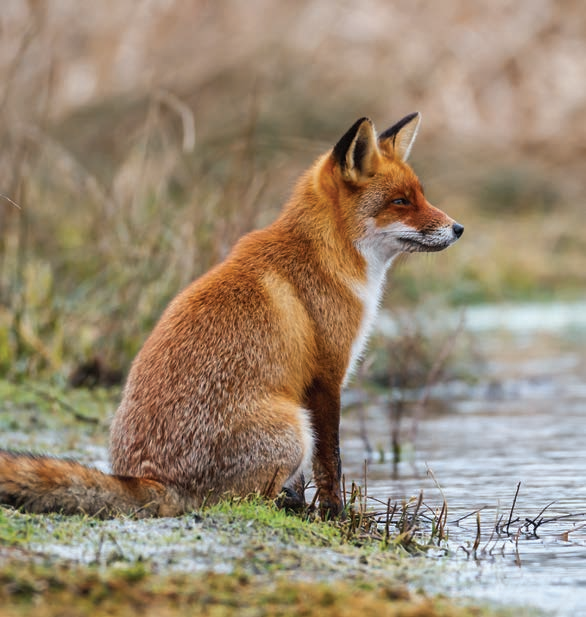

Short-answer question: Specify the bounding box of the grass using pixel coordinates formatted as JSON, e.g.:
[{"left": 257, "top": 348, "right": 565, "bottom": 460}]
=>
[
  {"left": 203, "top": 497, "right": 344, "bottom": 547},
  {"left": 0, "top": 562, "right": 528, "bottom": 617},
  {"left": 0, "top": 502, "right": 536, "bottom": 617}
]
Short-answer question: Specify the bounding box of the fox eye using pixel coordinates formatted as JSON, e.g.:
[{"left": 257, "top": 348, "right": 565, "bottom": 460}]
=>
[{"left": 391, "top": 198, "right": 410, "bottom": 206}]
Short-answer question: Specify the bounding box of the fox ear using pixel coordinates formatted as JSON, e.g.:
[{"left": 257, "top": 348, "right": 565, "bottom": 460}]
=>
[
  {"left": 332, "top": 117, "right": 380, "bottom": 182},
  {"left": 378, "top": 112, "right": 421, "bottom": 161}
]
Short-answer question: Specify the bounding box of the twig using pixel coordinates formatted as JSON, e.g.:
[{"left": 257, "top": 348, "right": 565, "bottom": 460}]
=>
[
  {"left": 308, "top": 486, "right": 320, "bottom": 513},
  {"left": 426, "top": 466, "right": 447, "bottom": 507},
  {"left": 154, "top": 89, "right": 196, "bottom": 153},
  {"left": 522, "top": 500, "right": 557, "bottom": 535},
  {"left": 482, "top": 505, "right": 502, "bottom": 554},
  {"left": 384, "top": 498, "right": 396, "bottom": 546},
  {"left": 28, "top": 385, "right": 100, "bottom": 425},
  {"left": 534, "top": 511, "right": 586, "bottom": 527},
  {"left": 448, "top": 506, "right": 488, "bottom": 526},
  {"left": 426, "top": 466, "right": 449, "bottom": 541},
  {"left": 472, "top": 510, "right": 481, "bottom": 553},
  {"left": 513, "top": 526, "right": 522, "bottom": 567},
  {"left": 504, "top": 482, "right": 521, "bottom": 535},
  {"left": 0, "top": 193, "right": 21, "bottom": 209},
  {"left": 410, "top": 310, "right": 466, "bottom": 440}
]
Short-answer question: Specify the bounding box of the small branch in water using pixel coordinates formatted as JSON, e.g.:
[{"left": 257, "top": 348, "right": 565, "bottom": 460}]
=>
[
  {"left": 472, "top": 510, "right": 482, "bottom": 553},
  {"left": 448, "top": 506, "right": 488, "bottom": 526},
  {"left": 482, "top": 506, "right": 503, "bottom": 555},
  {"left": 501, "top": 481, "right": 522, "bottom": 536},
  {"left": 513, "top": 526, "right": 522, "bottom": 567},
  {"left": 525, "top": 510, "right": 586, "bottom": 537},
  {"left": 521, "top": 500, "right": 557, "bottom": 536},
  {"left": 424, "top": 466, "right": 452, "bottom": 545}
]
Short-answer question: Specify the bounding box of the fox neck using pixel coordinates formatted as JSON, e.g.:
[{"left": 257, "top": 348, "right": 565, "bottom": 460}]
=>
[
  {"left": 279, "top": 162, "right": 397, "bottom": 386},
  {"left": 280, "top": 168, "right": 366, "bottom": 283}
]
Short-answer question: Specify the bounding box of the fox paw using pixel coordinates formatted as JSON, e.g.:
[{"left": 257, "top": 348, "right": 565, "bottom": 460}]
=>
[
  {"left": 319, "top": 496, "right": 345, "bottom": 520},
  {"left": 275, "top": 486, "right": 306, "bottom": 513}
]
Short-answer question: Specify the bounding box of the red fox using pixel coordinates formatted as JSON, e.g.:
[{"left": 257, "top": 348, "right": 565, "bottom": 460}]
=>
[{"left": 0, "top": 113, "right": 463, "bottom": 518}]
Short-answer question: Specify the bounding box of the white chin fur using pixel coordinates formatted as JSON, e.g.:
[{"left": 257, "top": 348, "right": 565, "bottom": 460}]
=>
[{"left": 361, "top": 221, "right": 457, "bottom": 261}]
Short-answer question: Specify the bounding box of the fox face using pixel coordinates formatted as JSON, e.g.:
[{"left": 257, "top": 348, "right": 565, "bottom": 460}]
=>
[{"left": 330, "top": 113, "right": 463, "bottom": 267}]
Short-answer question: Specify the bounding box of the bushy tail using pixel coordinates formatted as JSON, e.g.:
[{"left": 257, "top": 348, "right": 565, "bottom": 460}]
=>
[{"left": 0, "top": 450, "right": 194, "bottom": 518}]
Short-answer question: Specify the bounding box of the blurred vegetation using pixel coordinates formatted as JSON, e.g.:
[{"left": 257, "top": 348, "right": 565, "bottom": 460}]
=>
[
  {"left": 0, "top": 557, "right": 521, "bottom": 617},
  {"left": 1, "top": 1, "right": 585, "bottom": 380}
]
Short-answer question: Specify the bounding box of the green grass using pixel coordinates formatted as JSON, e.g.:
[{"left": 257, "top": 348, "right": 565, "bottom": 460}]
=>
[
  {"left": 203, "top": 496, "right": 344, "bottom": 547},
  {"left": 0, "top": 504, "right": 537, "bottom": 617}
]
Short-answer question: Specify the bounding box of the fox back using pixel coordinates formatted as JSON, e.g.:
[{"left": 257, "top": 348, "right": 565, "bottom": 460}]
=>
[{"left": 0, "top": 113, "right": 462, "bottom": 518}]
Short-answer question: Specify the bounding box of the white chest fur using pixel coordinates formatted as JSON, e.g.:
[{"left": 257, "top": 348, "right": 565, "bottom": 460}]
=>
[{"left": 343, "top": 256, "right": 393, "bottom": 386}]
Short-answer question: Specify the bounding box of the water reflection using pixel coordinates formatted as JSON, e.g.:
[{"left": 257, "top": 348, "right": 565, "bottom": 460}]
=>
[{"left": 341, "top": 303, "right": 586, "bottom": 615}]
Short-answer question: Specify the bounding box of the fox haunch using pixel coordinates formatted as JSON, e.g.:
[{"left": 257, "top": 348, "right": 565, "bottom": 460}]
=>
[{"left": 0, "top": 113, "right": 463, "bottom": 519}]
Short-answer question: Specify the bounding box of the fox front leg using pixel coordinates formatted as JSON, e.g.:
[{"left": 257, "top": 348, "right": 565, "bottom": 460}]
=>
[
  {"left": 306, "top": 380, "right": 344, "bottom": 518},
  {"left": 313, "top": 439, "right": 343, "bottom": 519}
]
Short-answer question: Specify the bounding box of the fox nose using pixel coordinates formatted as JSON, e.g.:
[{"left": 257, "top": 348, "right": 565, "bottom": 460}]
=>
[{"left": 452, "top": 223, "right": 464, "bottom": 238}]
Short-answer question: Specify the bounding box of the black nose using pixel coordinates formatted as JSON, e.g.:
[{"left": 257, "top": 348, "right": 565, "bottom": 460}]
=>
[{"left": 452, "top": 223, "right": 464, "bottom": 238}]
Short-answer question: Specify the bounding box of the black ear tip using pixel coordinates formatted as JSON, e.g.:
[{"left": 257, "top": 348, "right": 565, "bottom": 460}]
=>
[
  {"left": 401, "top": 112, "right": 420, "bottom": 124},
  {"left": 333, "top": 117, "right": 372, "bottom": 169},
  {"left": 379, "top": 112, "right": 421, "bottom": 142}
]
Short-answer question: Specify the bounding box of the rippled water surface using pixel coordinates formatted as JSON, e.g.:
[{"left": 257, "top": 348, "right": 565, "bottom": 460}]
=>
[{"left": 342, "top": 303, "right": 586, "bottom": 616}]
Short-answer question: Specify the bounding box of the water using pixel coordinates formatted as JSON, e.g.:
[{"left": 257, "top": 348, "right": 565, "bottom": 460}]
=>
[{"left": 341, "top": 302, "right": 586, "bottom": 616}]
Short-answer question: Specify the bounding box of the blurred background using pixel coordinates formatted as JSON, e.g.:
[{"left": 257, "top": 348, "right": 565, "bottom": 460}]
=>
[{"left": 1, "top": 0, "right": 585, "bottom": 379}]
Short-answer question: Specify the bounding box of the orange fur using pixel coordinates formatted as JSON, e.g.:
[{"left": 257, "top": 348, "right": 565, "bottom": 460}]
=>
[{"left": 0, "top": 114, "right": 463, "bottom": 518}]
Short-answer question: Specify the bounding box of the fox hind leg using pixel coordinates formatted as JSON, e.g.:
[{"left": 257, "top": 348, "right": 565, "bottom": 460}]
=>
[
  {"left": 228, "top": 399, "right": 314, "bottom": 507},
  {"left": 278, "top": 405, "right": 313, "bottom": 511}
]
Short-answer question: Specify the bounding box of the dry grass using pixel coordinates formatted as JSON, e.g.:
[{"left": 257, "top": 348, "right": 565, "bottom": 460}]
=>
[
  {"left": 0, "top": 563, "right": 515, "bottom": 617},
  {"left": 1, "top": 1, "right": 585, "bottom": 379}
]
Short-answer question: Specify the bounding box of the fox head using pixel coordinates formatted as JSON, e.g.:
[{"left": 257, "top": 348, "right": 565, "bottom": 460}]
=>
[{"left": 325, "top": 113, "right": 463, "bottom": 267}]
